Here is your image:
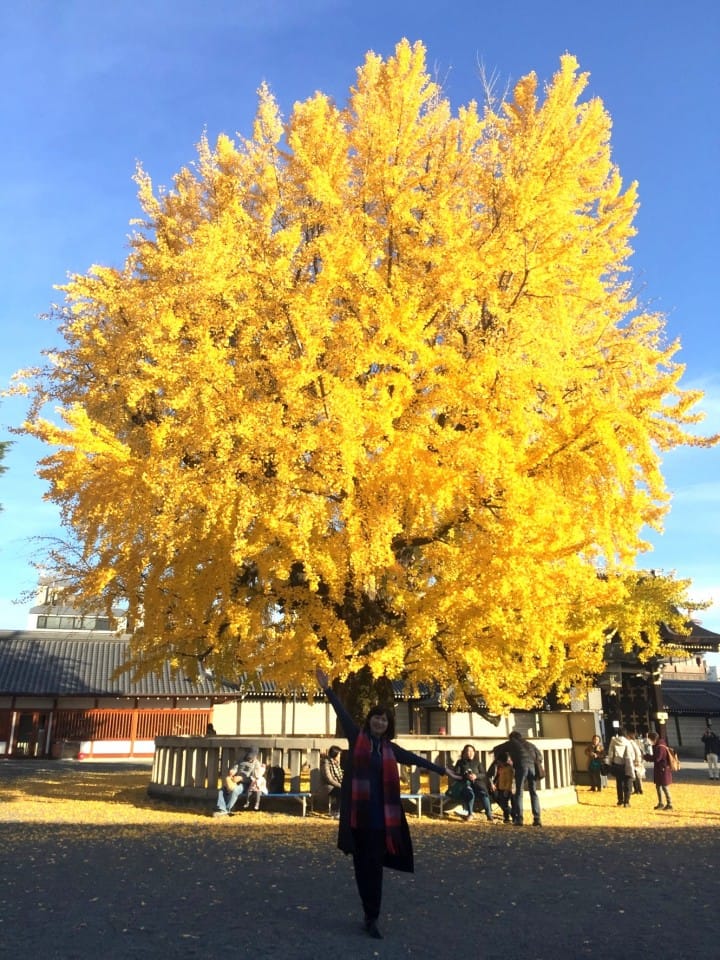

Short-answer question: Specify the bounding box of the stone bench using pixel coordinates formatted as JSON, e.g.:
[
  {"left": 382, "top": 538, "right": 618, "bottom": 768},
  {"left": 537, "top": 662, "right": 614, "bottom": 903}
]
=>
[
  {"left": 260, "top": 792, "right": 313, "bottom": 816},
  {"left": 401, "top": 792, "right": 449, "bottom": 818},
  {"left": 311, "top": 791, "right": 445, "bottom": 819}
]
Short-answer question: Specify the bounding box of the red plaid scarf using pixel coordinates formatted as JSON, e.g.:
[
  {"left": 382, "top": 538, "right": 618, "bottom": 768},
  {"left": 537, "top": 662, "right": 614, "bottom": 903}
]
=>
[{"left": 351, "top": 731, "right": 403, "bottom": 855}]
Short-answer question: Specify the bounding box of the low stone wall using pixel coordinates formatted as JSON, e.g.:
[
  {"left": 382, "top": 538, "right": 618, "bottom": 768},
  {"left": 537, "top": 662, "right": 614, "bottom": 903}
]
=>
[{"left": 149, "top": 735, "right": 578, "bottom": 810}]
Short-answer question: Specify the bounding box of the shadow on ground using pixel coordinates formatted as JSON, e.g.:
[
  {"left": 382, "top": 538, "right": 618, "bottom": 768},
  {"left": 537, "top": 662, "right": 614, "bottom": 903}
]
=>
[{"left": 1, "top": 761, "right": 718, "bottom": 958}]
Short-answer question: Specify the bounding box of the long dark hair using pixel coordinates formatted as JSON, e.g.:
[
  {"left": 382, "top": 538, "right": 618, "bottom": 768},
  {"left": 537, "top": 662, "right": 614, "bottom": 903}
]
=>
[{"left": 364, "top": 704, "right": 396, "bottom": 740}]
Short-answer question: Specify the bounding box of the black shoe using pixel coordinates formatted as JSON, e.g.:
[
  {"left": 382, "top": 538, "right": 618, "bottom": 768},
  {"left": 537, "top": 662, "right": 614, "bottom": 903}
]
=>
[
  {"left": 654, "top": 803, "right": 664, "bottom": 809},
  {"left": 532, "top": 819, "right": 542, "bottom": 827},
  {"left": 364, "top": 917, "right": 383, "bottom": 940}
]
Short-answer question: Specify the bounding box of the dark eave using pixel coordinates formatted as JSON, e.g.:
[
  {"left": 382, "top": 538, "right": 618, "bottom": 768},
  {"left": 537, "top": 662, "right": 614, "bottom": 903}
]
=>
[
  {"left": 659, "top": 621, "right": 720, "bottom": 654},
  {"left": 661, "top": 680, "right": 720, "bottom": 717}
]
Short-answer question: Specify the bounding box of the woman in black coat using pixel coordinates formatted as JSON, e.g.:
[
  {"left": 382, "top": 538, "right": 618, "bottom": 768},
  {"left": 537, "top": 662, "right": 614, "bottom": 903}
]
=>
[
  {"left": 316, "top": 667, "right": 459, "bottom": 940},
  {"left": 453, "top": 744, "right": 493, "bottom": 821}
]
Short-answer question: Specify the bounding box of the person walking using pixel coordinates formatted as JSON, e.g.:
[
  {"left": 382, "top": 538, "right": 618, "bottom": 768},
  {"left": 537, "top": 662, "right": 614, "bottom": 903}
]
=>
[
  {"left": 701, "top": 726, "right": 720, "bottom": 780},
  {"left": 315, "top": 667, "right": 460, "bottom": 940}
]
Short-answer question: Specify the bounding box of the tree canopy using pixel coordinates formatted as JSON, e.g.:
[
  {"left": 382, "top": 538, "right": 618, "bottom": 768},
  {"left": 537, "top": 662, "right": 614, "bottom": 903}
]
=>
[{"left": 17, "top": 40, "right": 716, "bottom": 713}]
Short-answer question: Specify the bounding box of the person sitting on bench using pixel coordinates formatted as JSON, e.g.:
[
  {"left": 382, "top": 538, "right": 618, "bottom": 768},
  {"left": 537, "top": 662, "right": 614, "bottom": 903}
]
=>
[
  {"left": 214, "top": 763, "right": 244, "bottom": 817},
  {"left": 240, "top": 748, "right": 268, "bottom": 811},
  {"left": 321, "top": 745, "right": 344, "bottom": 818}
]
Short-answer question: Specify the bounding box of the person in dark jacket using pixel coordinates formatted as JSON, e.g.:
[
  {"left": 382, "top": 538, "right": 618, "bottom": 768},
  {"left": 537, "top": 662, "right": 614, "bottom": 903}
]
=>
[
  {"left": 493, "top": 730, "right": 543, "bottom": 826},
  {"left": 584, "top": 734, "right": 606, "bottom": 792},
  {"left": 645, "top": 731, "right": 673, "bottom": 810},
  {"left": 453, "top": 744, "right": 493, "bottom": 822},
  {"left": 701, "top": 726, "right": 720, "bottom": 779},
  {"left": 316, "top": 667, "right": 460, "bottom": 940}
]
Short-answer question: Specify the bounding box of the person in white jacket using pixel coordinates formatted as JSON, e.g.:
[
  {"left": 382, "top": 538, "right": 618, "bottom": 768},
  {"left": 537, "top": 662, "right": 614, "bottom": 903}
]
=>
[
  {"left": 627, "top": 726, "right": 646, "bottom": 795},
  {"left": 606, "top": 727, "right": 634, "bottom": 808}
]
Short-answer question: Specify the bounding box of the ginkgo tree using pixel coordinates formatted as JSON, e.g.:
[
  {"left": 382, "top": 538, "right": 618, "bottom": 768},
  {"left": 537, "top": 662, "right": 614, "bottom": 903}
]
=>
[{"left": 16, "top": 40, "right": 716, "bottom": 715}]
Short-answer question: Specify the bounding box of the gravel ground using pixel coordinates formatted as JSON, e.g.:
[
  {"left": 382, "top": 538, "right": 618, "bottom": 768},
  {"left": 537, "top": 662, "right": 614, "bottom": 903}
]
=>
[{"left": 1, "top": 759, "right": 718, "bottom": 959}]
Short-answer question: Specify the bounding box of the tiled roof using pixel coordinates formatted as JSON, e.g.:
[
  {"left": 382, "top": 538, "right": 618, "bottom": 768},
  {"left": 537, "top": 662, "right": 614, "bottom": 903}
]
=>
[
  {"left": 0, "top": 630, "right": 444, "bottom": 704},
  {"left": 661, "top": 681, "right": 720, "bottom": 716},
  {"left": 660, "top": 621, "right": 720, "bottom": 652},
  {"left": 0, "top": 630, "right": 232, "bottom": 698}
]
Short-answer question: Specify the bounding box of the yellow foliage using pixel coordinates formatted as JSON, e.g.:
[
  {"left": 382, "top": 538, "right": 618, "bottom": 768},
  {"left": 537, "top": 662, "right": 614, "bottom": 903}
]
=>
[{"left": 15, "top": 40, "right": 717, "bottom": 714}]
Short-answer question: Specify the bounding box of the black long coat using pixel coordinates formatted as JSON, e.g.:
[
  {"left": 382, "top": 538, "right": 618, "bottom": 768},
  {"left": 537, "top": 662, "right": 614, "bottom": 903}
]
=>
[{"left": 325, "top": 687, "right": 447, "bottom": 873}]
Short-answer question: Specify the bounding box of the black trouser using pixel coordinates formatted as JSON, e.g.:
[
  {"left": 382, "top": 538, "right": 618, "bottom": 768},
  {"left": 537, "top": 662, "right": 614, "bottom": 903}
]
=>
[
  {"left": 352, "top": 829, "right": 386, "bottom": 921},
  {"left": 495, "top": 790, "right": 512, "bottom": 820},
  {"left": 612, "top": 764, "right": 632, "bottom": 805}
]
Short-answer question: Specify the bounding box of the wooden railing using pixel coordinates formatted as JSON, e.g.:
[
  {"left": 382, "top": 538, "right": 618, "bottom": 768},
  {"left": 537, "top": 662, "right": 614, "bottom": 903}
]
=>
[
  {"left": 53, "top": 708, "right": 211, "bottom": 741},
  {"left": 149, "top": 735, "right": 578, "bottom": 809}
]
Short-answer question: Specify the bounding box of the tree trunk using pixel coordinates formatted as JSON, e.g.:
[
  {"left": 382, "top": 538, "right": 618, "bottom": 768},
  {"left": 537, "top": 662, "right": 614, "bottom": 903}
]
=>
[{"left": 332, "top": 667, "right": 395, "bottom": 735}]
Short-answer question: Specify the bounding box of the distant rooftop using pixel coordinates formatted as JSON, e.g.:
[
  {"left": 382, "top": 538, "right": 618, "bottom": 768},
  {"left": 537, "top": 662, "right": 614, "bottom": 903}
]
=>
[
  {"left": 661, "top": 680, "right": 720, "bottom": 716},
  {"left": 0, "top": 630, "right": 231, "bottom": 698}
]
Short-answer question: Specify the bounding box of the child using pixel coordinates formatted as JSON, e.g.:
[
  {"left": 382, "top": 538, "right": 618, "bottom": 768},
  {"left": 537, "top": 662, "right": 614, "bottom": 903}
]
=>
[
  {"left": 241, "top": 751, "right": 268, "bottom": 811},
  {"left": 489, "top": 750, "right": 514, "bottom": 823}
]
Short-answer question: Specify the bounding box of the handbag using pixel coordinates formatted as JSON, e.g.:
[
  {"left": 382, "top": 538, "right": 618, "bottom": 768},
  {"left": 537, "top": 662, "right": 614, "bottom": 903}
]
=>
[
  {"left": 446, "top": 779, "right": 468, "bottom": 803},
  {"left": 534, "top": 748, "right": 545, "bottom": 781},
  {"left": 666, "top": 746, "right": 681, "bottom": 772}
]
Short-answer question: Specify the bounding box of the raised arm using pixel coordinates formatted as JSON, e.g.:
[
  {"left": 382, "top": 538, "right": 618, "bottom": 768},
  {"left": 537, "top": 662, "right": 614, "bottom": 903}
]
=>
[
  {"left": 315, "top": 667, "right": 358, "bottom": 742},
  {"left": 392, "top": 742, "right": 460, "bottom": 780}
]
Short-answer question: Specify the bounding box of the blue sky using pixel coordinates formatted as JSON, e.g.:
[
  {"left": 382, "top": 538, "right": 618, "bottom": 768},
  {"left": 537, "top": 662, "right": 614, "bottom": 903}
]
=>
[{"left": 1, "top": 0, "right": 719, "bottom": 639}]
